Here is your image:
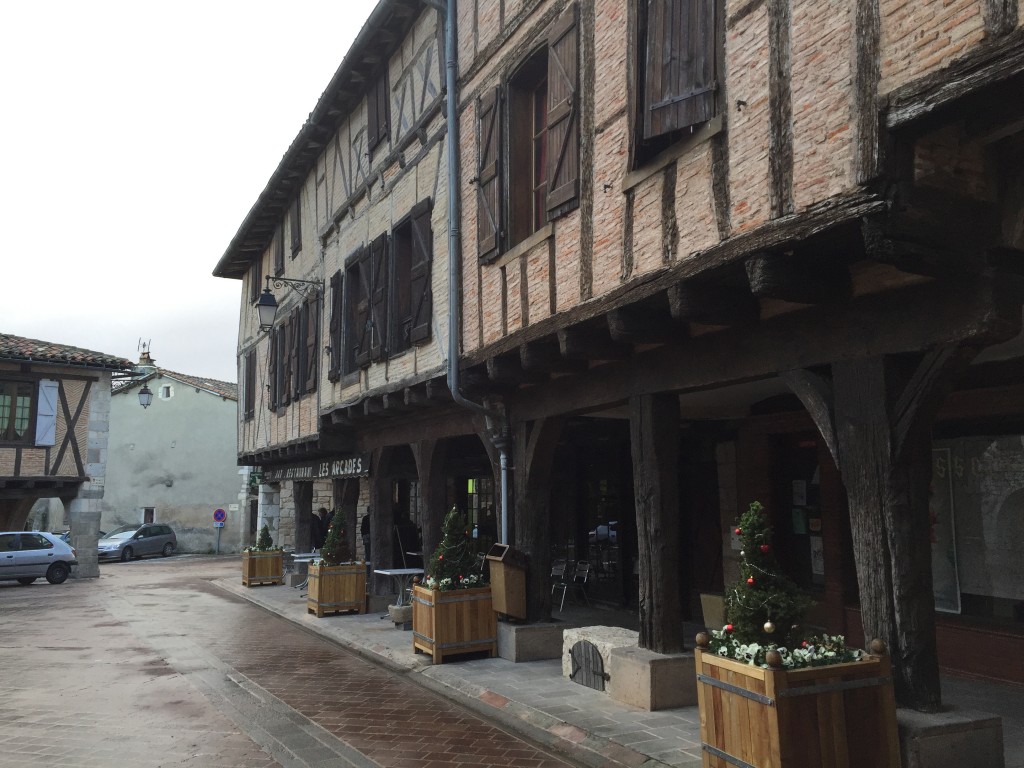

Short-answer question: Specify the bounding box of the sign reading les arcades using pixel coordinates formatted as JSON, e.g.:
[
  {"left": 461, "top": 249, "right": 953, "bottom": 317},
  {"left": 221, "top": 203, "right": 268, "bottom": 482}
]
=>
[{"left": 262, "top": 453, "right": 370, "bottom": 483}]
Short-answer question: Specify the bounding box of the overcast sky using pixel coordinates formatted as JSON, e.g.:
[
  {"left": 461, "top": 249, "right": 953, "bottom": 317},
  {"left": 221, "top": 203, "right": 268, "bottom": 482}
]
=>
[{"left": 1, "top": 0, "right": 380, "bottom": 383}]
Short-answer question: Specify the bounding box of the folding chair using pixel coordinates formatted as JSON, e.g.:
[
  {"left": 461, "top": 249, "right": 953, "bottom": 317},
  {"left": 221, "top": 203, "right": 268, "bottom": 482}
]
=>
[{"left": 569, "top": 561, "right": 592, "bottom": 607}]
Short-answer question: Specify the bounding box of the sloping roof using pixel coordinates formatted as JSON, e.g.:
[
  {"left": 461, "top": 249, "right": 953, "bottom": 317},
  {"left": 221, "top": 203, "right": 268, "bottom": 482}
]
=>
[
  {"left": 114, "top": 368, "right": 238, "bottom": 401},
  {"left": 213, "top": 0, "right": 422, "bottom": 279},
  {"left": 0, "top": 333, "right": 134, "bottom": 372}
]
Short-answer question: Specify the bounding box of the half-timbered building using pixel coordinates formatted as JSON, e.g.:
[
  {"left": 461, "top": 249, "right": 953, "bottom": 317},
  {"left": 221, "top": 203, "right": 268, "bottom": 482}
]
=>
[
  {"left": 454, "top": 0, "right": 1024, "bottom": 708},
  {"left": 0, "top": 334, "right": 134, "bottom": 577},
  {"left": 215, "top": 0, "right": 1024, "bottom": 706}
]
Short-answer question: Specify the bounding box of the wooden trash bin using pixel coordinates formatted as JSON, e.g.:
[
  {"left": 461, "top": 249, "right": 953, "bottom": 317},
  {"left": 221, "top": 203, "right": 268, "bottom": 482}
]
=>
[{"left": 485, "top": 543, "right": 527, "bottom": 620}]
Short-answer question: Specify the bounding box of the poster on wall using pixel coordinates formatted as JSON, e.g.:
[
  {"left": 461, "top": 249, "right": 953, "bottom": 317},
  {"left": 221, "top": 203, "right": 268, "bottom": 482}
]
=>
[{"left": 930, "top": 448, "right": 961, "bottom": 613}]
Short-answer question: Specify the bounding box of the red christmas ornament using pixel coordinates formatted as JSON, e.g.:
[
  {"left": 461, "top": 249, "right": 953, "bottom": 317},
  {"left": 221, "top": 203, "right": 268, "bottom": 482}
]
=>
[
  {"left": 802, "top": 640, "right": 809, "bottom": 648},
  {"left": 725, "top": 624, "right": 734, "bottom": 632},
  {"left": 760, "top": 544, "right": 770, "bottom": 553},
  {"left": 747, "top": 576, "right": 755, "bottom": 585},
  {"left": 735, "top": 527, "right": 742, "bottom": 535},
  {"left": 438, "top": 555, "right": 444, "bottom": 560}
]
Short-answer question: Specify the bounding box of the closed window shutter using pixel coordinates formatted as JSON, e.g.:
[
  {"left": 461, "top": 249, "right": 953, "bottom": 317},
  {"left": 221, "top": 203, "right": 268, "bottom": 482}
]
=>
[
  {"left": 369, "top": 233, "right": 389, "bottom": 362},
  {"left": 35, "top": 379, "right": 58, "bottom": 446},
  {"left": 250, "top": 259, "right": 262, "bottom": 303},
  {"left": 268, "top": 331, "right": 278, "bottom": 410},
  {"left": 644, "top": 0, "right": 717, "bottom": 139},
  {"left": 546, "top": 3, "right": 580, "bottom": 219},
  {"left": 328, "top": 270, "right": 342, "bottom": 380},
  {"left": 305, "top": 295, "right": 318, "bottom": 392},
  {"left": 354, "top": 248, "right": 372, "bottom": 368},
  {"left": 244, "top": 350, "right": 256, "bottom": 419},
  {"left": 368, "top": 74, "right": 389, "bottom": 152},
  {"left": 291, "top": 308, "right": 303, "bottom": 397},
  {"left": 280, "top": 318, "right": 293, "bottom": 406},
  {"left": 274, "top": 232, "right": 284, "bottom": 274},
  {"left": 476, "top": 87, "right": 503, "bottom": 261},
  {"left": 277, "top": 325, "right": 289, "bottom": 406},
  {"left": 290, "top": 197, "right": 302, "bottom": 254},
  {"left": 409, "top": 199, "right": 434, "bottom": 344}
]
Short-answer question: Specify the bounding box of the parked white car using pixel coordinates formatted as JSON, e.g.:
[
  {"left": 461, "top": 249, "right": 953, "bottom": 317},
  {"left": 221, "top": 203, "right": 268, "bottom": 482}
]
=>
[{"left": 0, "top": 531, "right": 78, "bottom": 585}]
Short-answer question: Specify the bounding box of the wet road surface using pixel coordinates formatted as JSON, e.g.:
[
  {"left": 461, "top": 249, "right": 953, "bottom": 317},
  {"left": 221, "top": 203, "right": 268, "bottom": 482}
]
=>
[{"left": 0, "top": 556, "right": 579, "bottom": 768}]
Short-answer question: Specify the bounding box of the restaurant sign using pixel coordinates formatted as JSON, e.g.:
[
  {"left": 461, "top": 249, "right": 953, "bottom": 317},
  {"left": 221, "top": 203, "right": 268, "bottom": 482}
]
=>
[{"left": 262, "top": 454, "right": 371, "bottom": 483}]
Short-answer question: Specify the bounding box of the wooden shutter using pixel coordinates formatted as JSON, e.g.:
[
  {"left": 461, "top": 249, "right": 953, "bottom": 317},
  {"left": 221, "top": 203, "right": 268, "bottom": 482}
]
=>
[
  {"left": 354, "top": 248, "right": 372, "bottom": 368},
  {"left": 368, "top": 73, "right": 390, "bottom": 152},
  {"left": 369, "top": 233, "right": 389, "bottom": 362},
  {"left": 249, "top": 259, "right": 262, "bottom": 303},
  {"left": 268, "top": 330, "right": 278, "bottom": 410},
  {"left": 274, "top": 232, "right": 284, "bottom": 274},
  {"left": 279, "top": 317, "right": 291, "bottom": 405},
  {"left": 328, "top": 270, "right": 342, "bottom": 380},
  {"left": 304, "top": 295, "right": 318, "bottom": 392},
  {"left": 643, "top": 0, "right": 717, "bottom": 139},
  {"left": 546, "top": 3, "right": 580, "bottom": 218},
  {"left": 409, "top": 199, "right": 434, "bottom": 343},
  {"left": 292, "top": 308, "right": 303, "bottom": 396},
  {"left": 476, "top": 87, "right": 503, "bottom": 261},
  {"left": 290, "top": 197, "right": 302, "bottom": 254},
  {"left": 35, "top": 379, "right": 58, "bottom": 446},
  {"left": 244, "top": 350, "right": 256, "bottom": 419}
]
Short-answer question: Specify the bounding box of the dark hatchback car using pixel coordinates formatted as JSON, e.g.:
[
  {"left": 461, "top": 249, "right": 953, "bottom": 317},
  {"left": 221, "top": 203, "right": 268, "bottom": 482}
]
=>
[{"left": 98, "top": 524, "right": 176, "bottom": 562}]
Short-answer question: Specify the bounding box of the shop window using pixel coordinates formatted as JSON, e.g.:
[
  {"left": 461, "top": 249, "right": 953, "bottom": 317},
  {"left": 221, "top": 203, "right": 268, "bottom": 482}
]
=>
[
  {"left": 476, "top": 3, "right": 579, "bottom": 261},
  {"left": 634, "top": 0, "right": 719, "bottom": 164},
  {"left": 466, "top": 477, "right": 497, "bottom": 554}
]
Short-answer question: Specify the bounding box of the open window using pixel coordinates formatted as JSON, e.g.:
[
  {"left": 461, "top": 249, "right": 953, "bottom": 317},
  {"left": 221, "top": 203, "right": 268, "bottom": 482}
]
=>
[{"left": 477, "top": 3, "right": 579, "bottom": 261}]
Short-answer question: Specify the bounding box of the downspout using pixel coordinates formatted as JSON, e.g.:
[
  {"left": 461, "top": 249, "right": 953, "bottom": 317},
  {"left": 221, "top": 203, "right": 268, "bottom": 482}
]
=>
[{"left": 442, "top": 0, "right": 512, "bottom": 543}]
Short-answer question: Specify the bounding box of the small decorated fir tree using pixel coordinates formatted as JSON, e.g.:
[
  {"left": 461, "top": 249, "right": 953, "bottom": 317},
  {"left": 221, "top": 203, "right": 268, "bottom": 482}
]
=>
[
  {"left": 255, "top": 523, "right": 275, "bottom": 551},
  {"left": 426, "top": 506, "right": 485, "bottom": 591},
  {"left": 725, "top": 501, "right": 813, "bottom": 647},
  {"left": 319, "top": 509, "right": 352, "bottom": 566}
]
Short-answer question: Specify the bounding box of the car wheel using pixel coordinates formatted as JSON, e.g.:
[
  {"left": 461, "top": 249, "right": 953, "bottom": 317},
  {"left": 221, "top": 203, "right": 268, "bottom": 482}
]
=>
[
  {"left": 46, "top": 562, "right": 69, "bottom": 585},
  {"left": 161, "top": 542, "right": 174, "bottom": 557},
  {"left": 121, "top": 546, "right": 133, "bottom": 562},
  {"left": 17, "top": 577, "right": 37, "bottom": 585}
]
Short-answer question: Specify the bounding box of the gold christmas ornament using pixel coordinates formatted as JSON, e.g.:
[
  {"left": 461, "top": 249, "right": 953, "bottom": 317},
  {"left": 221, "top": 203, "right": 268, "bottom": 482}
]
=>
[{"left": 763, "top": 620, "right": 776, "bottom": 634}]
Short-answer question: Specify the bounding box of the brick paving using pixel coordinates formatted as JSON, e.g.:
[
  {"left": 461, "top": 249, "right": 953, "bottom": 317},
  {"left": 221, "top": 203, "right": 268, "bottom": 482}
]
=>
[{"left": 0, "top": 556, "right": 577, "bottom": 768}]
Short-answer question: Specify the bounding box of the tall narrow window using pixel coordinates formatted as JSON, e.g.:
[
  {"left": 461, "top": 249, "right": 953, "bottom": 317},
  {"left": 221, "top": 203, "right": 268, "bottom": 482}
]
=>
[
  {"left": 249, "top": 258, "right": 262, "bottom": 304},
  {"left": 274, "top": 232, "right": 285, "bottom": 275},
  {"left": 367, "top": 73, "right": 390, "bottom": 153},
  {"left": 289, "top": 196, "right": 302, "bottom": 255},
  {"left": 0, "top": 381, "right": 34, "bottom": 443},
  {"left": 344, "top": 247, "right": 369, "bottom": 373},
  {"left": 507, "top": 49, "right": 548, "bottom": 247},
  {"left": 328, "top": 270, "right": 343, "bottom": 381},
  {"left": 243, "top": 350, "right": 256, "bottom": 420}
]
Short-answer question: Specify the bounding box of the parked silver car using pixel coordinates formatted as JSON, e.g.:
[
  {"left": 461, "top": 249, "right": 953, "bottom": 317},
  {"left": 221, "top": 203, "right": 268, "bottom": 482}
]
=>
[
  {"left": 0, "top": 531, "right": 78, "bottom": 585},
  {"left": 98, "top": 524, "right": 176, "bottom": 562}
]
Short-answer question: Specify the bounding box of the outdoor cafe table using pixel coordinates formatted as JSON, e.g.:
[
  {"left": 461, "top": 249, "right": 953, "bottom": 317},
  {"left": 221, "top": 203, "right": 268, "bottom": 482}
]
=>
[{"left": 372, "top": 567, "right": 424, "bottom": 606}]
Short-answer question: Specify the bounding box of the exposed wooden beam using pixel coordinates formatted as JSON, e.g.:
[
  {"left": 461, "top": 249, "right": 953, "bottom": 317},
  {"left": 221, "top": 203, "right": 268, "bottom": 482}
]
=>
[
  {"left": 745, "top": 250, "right": 852, "bottom": 304},
  {"left": 607, "top": 303, "right": 682, "bottom": 344},
  {"left": 487, "top": 354, "right": 547, "bottom": 387},
  {"left": 668, "top": 280, "right": 760, "bottom": 326},
  {"left": 557, "top": 326, "right": 631, "bottom": 361},
  {"left": 519, "top": 340, "right": 588, "bottom": 373}
]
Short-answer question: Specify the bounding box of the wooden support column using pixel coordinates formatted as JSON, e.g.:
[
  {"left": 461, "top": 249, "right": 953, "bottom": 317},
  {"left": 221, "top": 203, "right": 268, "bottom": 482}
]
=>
[
  {"left": 629, "top": 392, "right": 686, "bottom": 654},
  {"left": 412, "top": 439, "right": 447, "bottom": 567},
  {"left": 369, "top": 447, "right": 394, "bottom": 595},
  {"left": 513, "top": 417, "right": 564, "bottom": 622},
  {"left": 783, "top": 345, "right": 977, "bottom": 711}
]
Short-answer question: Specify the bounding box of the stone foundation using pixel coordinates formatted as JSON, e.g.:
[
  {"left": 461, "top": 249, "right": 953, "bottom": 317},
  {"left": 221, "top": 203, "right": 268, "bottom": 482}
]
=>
[
  {"left": 897, "top": 708, "right": 1004, "bottom": 768},
  {"left": 561, "top": 626, "right": 640, "bottom": 679},
  {"left": 609, "top": 647, "right": 697, "bottom": 711},
  {"left": 497, "top": 620, "right": 565, "bottom": 662}
]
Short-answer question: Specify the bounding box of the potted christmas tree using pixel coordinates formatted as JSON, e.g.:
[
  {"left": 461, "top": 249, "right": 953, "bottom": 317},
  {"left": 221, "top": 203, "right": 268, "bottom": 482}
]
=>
[
  {"left": 242, "top": 524, "right": 284, "bottom": 586},
  {"left": 412, "top": 506, "right": 495, "bottom": 663},
  {"left": 308, "top": 509, "right": 365, "bottom": 617},
  {"left": 694, "top": 502, "right": 900, "bottom": 767}
]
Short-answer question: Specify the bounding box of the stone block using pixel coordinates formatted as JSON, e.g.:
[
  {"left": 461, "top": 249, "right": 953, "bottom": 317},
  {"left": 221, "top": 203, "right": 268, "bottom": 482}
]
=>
[
  {"left": 562, "top": 625, "right": 639, "bottom": 680},
  {"left": 284, "top": 573, "right": 305, "bottom": 588},
  {"left": 897, "top": 708, "right": 1004, "bottom": 768},
  {"left": 497, "top": 620, "right": 565, "bottom": 662},
  {"left": 608, "top": 647, "right": 697, "bottom": 711}
]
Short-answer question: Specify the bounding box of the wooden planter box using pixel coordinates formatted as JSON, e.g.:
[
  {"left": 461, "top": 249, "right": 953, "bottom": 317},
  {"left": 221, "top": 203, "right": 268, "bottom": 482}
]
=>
[
  {"left": 307, "top": 562, "right": 366, "bottom": 617},
  {"left": 695, "top": 643, "right": 900, "bottom": 768},
  {"left": 241, "top": 550, "right": 284, "bottom": 586},
  {"left": 411, "top": 584, "right": 496, "bottom": 664}
]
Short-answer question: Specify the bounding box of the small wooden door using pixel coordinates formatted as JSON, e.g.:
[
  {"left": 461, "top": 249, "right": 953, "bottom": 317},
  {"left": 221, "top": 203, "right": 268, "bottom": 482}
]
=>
[{"left": 569, "top": 640, "right": 608, "bottom": 691}]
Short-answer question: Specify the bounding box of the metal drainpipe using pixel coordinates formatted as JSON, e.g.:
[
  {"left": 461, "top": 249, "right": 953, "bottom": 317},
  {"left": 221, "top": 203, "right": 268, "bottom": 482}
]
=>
[{"left": 442, "top": 0, "right": 511, "bottom": 543}]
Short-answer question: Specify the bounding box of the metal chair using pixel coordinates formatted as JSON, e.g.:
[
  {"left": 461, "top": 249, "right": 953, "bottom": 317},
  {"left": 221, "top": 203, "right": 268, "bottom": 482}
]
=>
[
  {"left": 569, "top": 561, "right": 592, "bottom": 608},
  {"left": 551, "top": 559, "right": 572, "bottom": 611}
]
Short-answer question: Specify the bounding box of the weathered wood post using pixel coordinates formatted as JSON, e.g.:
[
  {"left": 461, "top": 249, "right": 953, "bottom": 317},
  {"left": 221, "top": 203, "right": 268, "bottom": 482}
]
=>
[
  {"left": 412, "top": 439, "right": 447, "bottom": 568},
  {"left": 513, "top": 417, "right": 563, "bottom": 622},
  {"left": 629, "top": 392, "right": 686, "bottom": 653}
]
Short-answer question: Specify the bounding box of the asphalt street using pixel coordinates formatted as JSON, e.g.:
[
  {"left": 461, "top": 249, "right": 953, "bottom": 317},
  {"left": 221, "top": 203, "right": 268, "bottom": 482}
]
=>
[{"left": 0, "top": 556, "right": 582, "bottom": 768}]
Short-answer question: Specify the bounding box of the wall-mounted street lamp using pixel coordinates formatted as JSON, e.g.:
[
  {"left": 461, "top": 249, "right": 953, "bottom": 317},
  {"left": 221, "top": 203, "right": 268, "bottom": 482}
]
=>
[
  {"left": 257, "top": 275, "right": 324, "bottom": 331},
  {"left": 138, "top": 383, "right": 154, "bottom": 409}
]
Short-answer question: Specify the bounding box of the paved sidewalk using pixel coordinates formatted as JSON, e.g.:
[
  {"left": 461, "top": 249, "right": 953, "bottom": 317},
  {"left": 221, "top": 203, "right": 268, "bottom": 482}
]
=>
[{"left": 214, "top": 577, "right": 1023, "bottom": 768}]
